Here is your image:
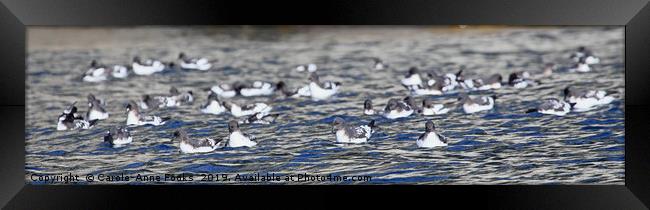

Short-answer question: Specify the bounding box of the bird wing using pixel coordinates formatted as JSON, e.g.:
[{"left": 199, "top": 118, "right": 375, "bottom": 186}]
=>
[
  {"left": 345, "top": 126, "right": 369, "bottom": 139},
  {"left": 188, "top": 138, "right": 217, "bottom": 148}
]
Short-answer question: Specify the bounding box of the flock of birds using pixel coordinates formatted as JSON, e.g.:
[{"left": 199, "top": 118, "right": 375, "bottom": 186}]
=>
[{"left": 55, "top": 46, "right": 616, "bottom": 154}]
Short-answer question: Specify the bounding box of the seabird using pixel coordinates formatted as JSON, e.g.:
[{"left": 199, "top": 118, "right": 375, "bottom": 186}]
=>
[
  {"left": 526, "top": 98, "right": 573, "bottom": 116},
  {"left": 308, "top": 72, "right": 340, "bottom": 101},
  {"left": 125, "top": 101, "right": 169, "bottom": 126},
  {"left": 227, "top": 120, "right": 258, "bottom": 147},
  {"left": 416, "top": 120, "right": 448, "bottom": 148},
  {"left": 104, "top": 126, "right": 133, "bottom": 147},
  {"left": 56, "top": 102, "right": 98, "bottom": 131},
  {"left": 401, "top": 67, "right": 423, "bottom": 87},
  {"left": 563, "top": 86, "right": 615, "bottom": 111},
  {"left": 458, "top": 94, "right": 496, "bottom": 114},
  {"left": 132, "top": 56, "right": 165, "bottom": 75},
  {"left": 222, "top": 101, "right": 272, "bottom": 118},
  {"left": 363, "top": 99, "right": 376, "bottom": 115},
  {"left": 420, "top": 98, "right": 452, "bottom": 115},
  {"left": 200, "top": 91, "right": 226, "bottom": 115},
  {"left": 173, "top": 129, "right": 225, "bottom": 153},
  {"left": 331, "top": 117, "right": 376, "bottom": 144},
  {"left": 86, "top": 94, "right": 109, "bottom": 121},
  {"left": 178, "top": 52, "right": 212, "bottom": 71},
  {"left": 383, "top": 98, "right": 414, "bottom": 119}
]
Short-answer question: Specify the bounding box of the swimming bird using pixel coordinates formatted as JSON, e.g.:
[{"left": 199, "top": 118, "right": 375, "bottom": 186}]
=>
[
  {"left": 508, "top": 71, "right": 538, "bottom": 88},
  {"left": 458, "top": 94, "right": 496, "bottom": 114},
  {"left": 240, "top": 112, "right": 280, "bottom": 125},
  {"left": 296, "top": 63, "right": 317, "bottom": 72},
  {"left": 363, "top": 99, "right": 376, "bottom": 115},
  {"left": 416, "top": 120, "right": 448, "bottom": 148},
  {"left": 563, "top": 86, "right": 615, "bottom": 111},
  {"left": 570, "top": 46, "right": 600, "bottom": 64},
  {"left": 408, "top": 77, "right": 444, "bottom": 96},
  {"left": 227, "top": 120, "right": 258, "bottom": 147},
  {"left": 568, "top": 57, "right": 591, "bottom": 73},
  {"left": 56, "top": 102, "right": 98, "bottom": 131},
  {"left": 82, "top": 60, "right": 110, "bottom": 82},
  {"left": 308, "top": 72, "right": 340, "bottom": 101},
  {"left": 125, "top": 102, "right": 169, "bottom": 126},
  {"left": 111, "top": 65, "right": 129, "bottom": 79},
  {"left": 401, "top": 67, "right": 423, "bottom": 87},
  {"left": 208, "top": 83, "right": 238, "bottom": 98},
  {"left": 235, "top": 81, "right": 278, "bottom": 97},
  {"left": 426, "top": 69, "right": 463, "bottom": 92},
  {"left": 178, "top": 52, "right": 212, "bottom": 71},
  {"left": 276, "top": 81, "right": 308, "bottom": 98},
  {"left": 132, "top": 56, "right": 165, "bottom": 75},
  {"left": 332, "top": 117, "right": 376, "bottom": 144},
  {"left": 86, "top": 94, "right": 109, "bottom": 121},
  {"left": 526, "top": 98, "right": 573, "bottom": 116},
  {"left": 200, "top": 91, "right": 226, "bottom": 115},
  {"left": 139, "top": 87, "right": 194, "bottom": 109},
  {"left": 222, "top": 101, "right": 272, "bottom": 118},
  {"left": 139, "top": 94, "right": 165, "bottom": 110},
  {"left": 167, "top": 87, "right": 194, "bottom": 106},
  {"left": 420, "top": 98, "right": 452, "bottom": 115},
  {"left": 173, "top": 129, "right": 225, "bottom": 153},
  {"left": 472, "top": 74, "right": 503, "bottom": 90},
  {"left": 441, "top": 70, "right": 463, "bottom": 92},
  {"left": 104, "top": 126, "right": 133, "bottom": 147},
  {"left": 383, "top": 98, "right": 414, "bottom": 119},
  {"left": 403, "top": 96, "right": 420, "bottom": 112},
  {"left": 372, "top": 58, "right": 386, "bottom": 70}
]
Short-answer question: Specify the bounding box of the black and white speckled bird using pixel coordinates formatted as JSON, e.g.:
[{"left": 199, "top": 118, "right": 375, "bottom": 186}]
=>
[
  {"left": 178, "top": 52, "right": 212, "bottom": 71},
  {"left": 139, "top": 87, "right": 193, "bottom": 109},
  {"left": 401, "top": 67, "right": 423, "bottom": 87},
  {"left": 125, "top": 101, "right": 169, "bottom": 126},
  {"left": 563, "top": 86, "right": 615, "bottom": 111},
  {"left": 472, "top": 74, "right": 503, "bottom": 90},
  {"left": 82, "top": 60, "right": 110, "bottom": 82},
  {"left": 408, "top": 76, "right": 444, "bottom": 96},
  {"left": 416, "top": 120, "right": 448, "bottom": 148},
  {"left": 234, "top": 81, "right": 278, "bottom": 97},
  {"left": 200, "top": 91, "right": 226, "bottom": 115},
  {"left": 332, "top": 117, "right": 376, "bottom": 144},
  {"left": 308, "top": 72, "right": 340, "bottom": 101},
  {"left": 221, "top": 101, "right": 272, "bottom": 118},
  {"left": 372, "top": 58, "right": 386, "bottom": 70},
  {"left": 132, "top": 56, "right": 166, "bottom": 75},
  {"left": 403, "top": 96, "right": 421, "bottom": 113},
  {"left": 570, "top": 46, "right": 600, "bottom": 65},
  {"left": 458, "top": 94, "right": 497, "bottom": 114},
  {"left": 227, "top": 120, "right": 258, "bottom": 147},
  {"left": 526, "top": 98, "right": 573, "bottom": 116},
  {"left": 508, "top": 71, "right": 539, "bottom": 88},
  {"left": 173, "top": 129, "right": 225, "bottom": 153},
  {"left": 240, "top": 112, "right": 280, "bottom": 125},
  {"left": 104, "top": 126, "right": 132, "bottom": 147},
  {"left": 420, "top": 98, "right": 452, "bottom": 115},
  {"left": 86, "top": 94, "right": 109, "bottom": 121},
  {"left": 208, "top": 83, "right": 238, "bottom": 98},
  {"left": 383, "top": 98, "right": 414, "bottom": 119},
  {"left": 275, "top": 81, "right": 307, "bottom": 98},
  {"left": 56, "top": 102, "right": 98, "bottom": 131},
  {"left": 568, "top": 57, "right": 591, "bottom": 73},
  {"left": 363, "top": 99, "right": 376, "bottom": 115}
]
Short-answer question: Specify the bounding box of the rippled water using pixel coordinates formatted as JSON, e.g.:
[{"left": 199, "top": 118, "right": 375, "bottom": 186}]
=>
[{"left": 26, "top": 26, "right": 624, "bottom": 184}]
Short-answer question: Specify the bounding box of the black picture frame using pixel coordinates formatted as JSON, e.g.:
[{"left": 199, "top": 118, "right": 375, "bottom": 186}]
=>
[{"left": 1, "top": 0, "right": 649, "bottom": 208}]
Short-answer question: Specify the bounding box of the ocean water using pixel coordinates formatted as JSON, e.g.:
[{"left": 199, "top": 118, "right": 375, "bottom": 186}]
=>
[{"left": 26, "top": 26, "right": 624, "bottom": 184}]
